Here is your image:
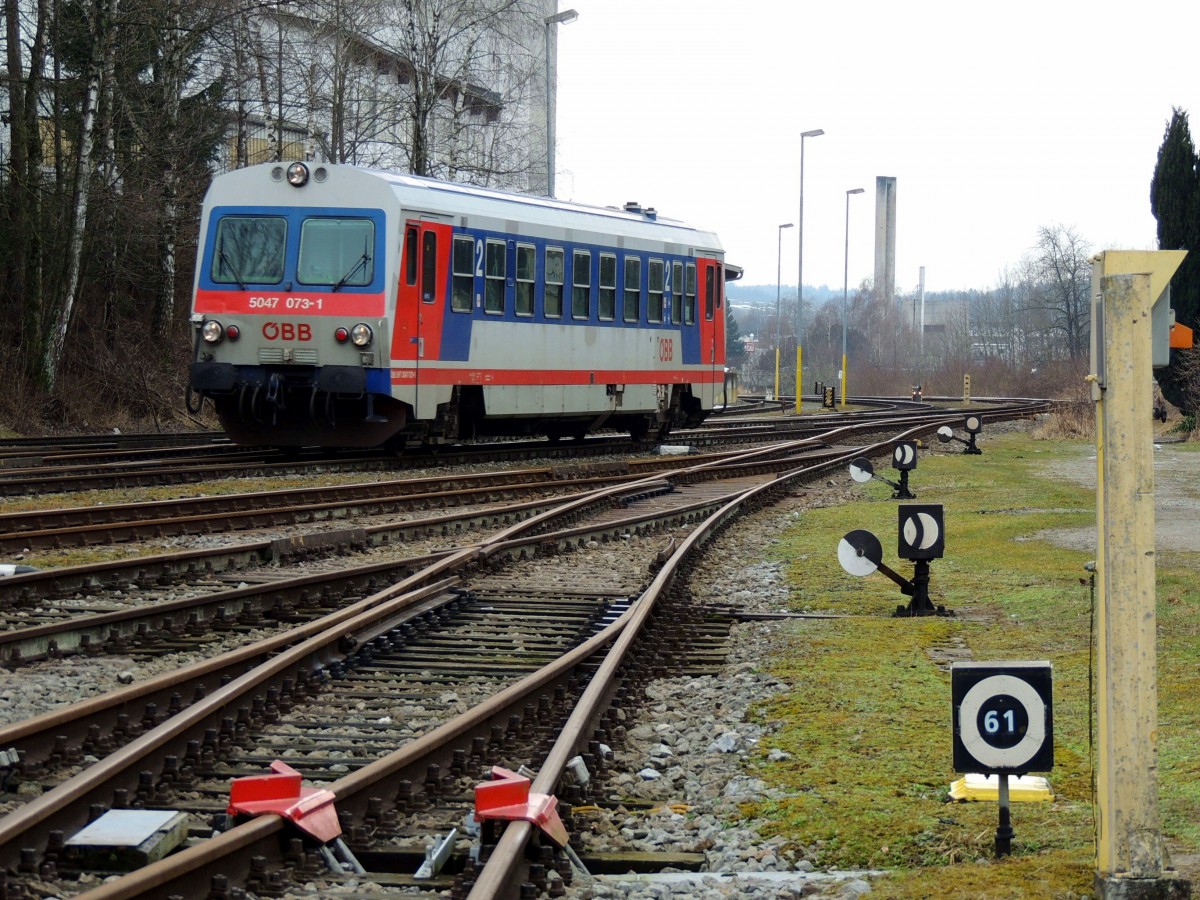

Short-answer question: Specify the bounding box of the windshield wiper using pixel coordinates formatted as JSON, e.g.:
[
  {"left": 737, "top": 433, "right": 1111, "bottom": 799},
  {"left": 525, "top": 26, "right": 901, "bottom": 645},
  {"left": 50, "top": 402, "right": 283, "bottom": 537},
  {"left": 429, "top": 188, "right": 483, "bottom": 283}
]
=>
[
  {"left": 218, "top": 245, "right": 247, "bottom": 290},
  {"left": 332, "top": 237, "right": 371, "bottom": 292}
]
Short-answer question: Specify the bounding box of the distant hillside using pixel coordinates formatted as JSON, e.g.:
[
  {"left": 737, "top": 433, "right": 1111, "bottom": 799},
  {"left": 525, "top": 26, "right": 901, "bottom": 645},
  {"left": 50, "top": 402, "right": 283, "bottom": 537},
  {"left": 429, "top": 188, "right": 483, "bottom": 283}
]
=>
[{"left": 727, "top": 283, "right": 839, "bottom": 305}]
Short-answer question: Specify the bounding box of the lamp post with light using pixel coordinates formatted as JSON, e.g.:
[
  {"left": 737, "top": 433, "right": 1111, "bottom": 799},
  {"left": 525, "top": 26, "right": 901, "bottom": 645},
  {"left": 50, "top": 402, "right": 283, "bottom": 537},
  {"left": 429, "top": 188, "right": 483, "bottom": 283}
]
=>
[
  {"left": 796, "top": 128, "right": 823, "bottom": 413},
  {"left": 841, "top": 187, "right": 865, "bottom": 409},
  {"left": 543, "top": 8, "right": 578, "bottom": 197},
  {"left": 774, "top": 222, "right": 794, "bottom": 401}
]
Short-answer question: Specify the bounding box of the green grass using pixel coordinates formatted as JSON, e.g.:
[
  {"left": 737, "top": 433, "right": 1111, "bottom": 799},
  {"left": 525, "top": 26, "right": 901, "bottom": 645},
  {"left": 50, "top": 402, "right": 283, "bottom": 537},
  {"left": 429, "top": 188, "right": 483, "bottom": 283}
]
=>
[{"left": 740, "top": 432, "right": 1200, "bottom": 897}]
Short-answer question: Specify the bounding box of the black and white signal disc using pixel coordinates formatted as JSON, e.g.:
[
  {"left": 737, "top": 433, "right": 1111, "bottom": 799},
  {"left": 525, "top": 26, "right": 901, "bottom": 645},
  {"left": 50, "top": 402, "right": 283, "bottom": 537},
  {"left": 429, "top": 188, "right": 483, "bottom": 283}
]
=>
[
  {"left": 958, "top": 674, "right": 1046, "bottom": 770},
  {"left": 902, "top": 512, "right": 940, "bottom": 551},
  {"left": 849, "top": 458, "right": 874, "bottom": 484},
  {"left": 838, "top": 529, "right": 882, "bottom": 577}
]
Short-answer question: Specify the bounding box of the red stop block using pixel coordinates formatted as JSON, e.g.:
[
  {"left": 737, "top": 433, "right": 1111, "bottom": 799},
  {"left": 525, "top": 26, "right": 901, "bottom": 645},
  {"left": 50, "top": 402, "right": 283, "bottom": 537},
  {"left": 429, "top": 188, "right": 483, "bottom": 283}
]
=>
[{"left": 474, "top": 766, "right": 568, "bottom": 847}]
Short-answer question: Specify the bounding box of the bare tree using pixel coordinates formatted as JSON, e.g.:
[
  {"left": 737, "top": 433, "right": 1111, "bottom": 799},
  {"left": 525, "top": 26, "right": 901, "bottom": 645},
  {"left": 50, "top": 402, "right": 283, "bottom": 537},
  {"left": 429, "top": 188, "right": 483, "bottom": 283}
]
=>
[
  {"left": 972, "top": 269, "right": 1028, "bottom": 369},
  {"left": 379, "top": 0, "right": 544, "bottom": 184},
  {"left": 1023, "top": 224, "right": 1092, "bottom": 361},
  {"left": 42, "top": 0, "right": 118, "bottom": 390},
  {"left": 5, "top": 0, "right": 53, "bottom": 381}
]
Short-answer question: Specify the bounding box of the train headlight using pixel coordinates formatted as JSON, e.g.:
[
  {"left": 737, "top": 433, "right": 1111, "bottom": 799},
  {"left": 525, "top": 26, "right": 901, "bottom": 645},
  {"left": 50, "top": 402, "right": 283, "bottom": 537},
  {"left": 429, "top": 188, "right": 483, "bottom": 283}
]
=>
[
  {"left": 225, "top": 324, "right": 240, "bottom": 341},
  {"left": 286, "top": 162, "right": 309, "bottom": 187},
  {"left": 350, "top": 323, "right": 373, "bottom": 347},
  {"left": 201, "top": 320, "right": 225, "bottom": 343},
  {"left": 334, "top": 327, "right": 349, "bottom": 344}
]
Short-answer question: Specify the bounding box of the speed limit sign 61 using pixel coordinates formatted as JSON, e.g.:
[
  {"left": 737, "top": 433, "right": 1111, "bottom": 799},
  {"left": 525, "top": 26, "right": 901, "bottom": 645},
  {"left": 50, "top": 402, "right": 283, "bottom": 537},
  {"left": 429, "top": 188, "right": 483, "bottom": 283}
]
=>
[{"left": 952, "top": 661, "right": 1053, "bottom": 774}]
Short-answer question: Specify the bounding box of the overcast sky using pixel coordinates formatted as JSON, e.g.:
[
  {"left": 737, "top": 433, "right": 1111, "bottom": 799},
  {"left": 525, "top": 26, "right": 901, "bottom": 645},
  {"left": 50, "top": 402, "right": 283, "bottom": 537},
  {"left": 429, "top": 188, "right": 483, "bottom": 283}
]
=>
[{"left": 553, "top": 0, "right": 1200, "bottom": 295}]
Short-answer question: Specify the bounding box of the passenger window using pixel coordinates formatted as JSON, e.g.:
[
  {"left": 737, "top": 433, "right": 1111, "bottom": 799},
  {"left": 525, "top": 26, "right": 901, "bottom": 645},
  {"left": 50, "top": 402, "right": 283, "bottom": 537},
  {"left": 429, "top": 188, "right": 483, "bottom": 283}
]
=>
[
  {"left": 572, "top": 250, "right": 591, "bottom": 319},
  {"left": 623, "top": 257, "right": 641, "bottom": 323},
  {"left": 671, "top": 261, "right": 683, "bottom": 325},
  {"left": 405, "top": 226, "right": 418, "bottom": 286},
  {"left": 485, "top": 239, "right": 505, "bottom": 313},
  {"left": 516, "top": 244, "right": 536, "bottom": 316},
  {"left": 648, "top": 259, "right": 664, "bottom": 323},
  {"left": 545, "top": 247, "right": 564, "bottom": 318},
  {"left": 421, "top": 231, "right": 437, "bottom": 302},
  {"left": 452, "top": 235, "right": 474, "bottom": 312},
  {"left": 598, "top": 253, "right": 616, "bottom": 321},
  {"left": 685, "top": 263, "right": 696, "bottom": 325}
]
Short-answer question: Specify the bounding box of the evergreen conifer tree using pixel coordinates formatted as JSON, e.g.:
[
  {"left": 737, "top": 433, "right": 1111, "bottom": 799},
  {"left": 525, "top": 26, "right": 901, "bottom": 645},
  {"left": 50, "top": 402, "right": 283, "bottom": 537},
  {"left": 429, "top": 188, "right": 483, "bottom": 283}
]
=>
[{"left": 1149, "top": 107, "right": 1200, "bottom": 413}]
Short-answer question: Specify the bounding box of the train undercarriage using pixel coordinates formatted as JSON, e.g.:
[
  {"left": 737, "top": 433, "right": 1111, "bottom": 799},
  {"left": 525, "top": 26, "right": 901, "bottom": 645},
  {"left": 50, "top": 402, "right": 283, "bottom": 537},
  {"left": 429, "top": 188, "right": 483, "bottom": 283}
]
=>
[{"left": 190, "top": 363, "right": 707, "bottom": 450}]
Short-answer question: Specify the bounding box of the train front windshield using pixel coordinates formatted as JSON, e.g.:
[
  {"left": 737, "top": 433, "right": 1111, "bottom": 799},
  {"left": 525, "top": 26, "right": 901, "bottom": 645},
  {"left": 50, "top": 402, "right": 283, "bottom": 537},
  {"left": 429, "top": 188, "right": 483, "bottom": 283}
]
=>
[
  {"left": 212, "top": 217, "right": 286, "bottom": 285},
  {"left": 208, "top": 214, "right": 376, "bottom": 289},
  {"left": 298, "top": 218, "right": 374, "bottom": 288}
]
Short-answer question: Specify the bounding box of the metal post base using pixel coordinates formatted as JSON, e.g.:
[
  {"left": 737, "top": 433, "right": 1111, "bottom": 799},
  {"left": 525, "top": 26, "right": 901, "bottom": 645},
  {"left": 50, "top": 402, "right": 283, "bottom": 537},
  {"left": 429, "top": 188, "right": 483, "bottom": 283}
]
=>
[
  {"left": 892, "top": 470, "right": 916, "bottom": 500},
  {"left": 1095, "top": 874, "right": 1191, "bottom": 900}
]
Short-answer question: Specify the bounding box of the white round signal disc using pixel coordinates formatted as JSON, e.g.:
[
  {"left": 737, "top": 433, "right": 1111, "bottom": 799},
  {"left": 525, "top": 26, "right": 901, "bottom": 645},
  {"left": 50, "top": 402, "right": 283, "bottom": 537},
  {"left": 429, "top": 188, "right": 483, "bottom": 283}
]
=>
[
  {"left": 838, "top": 529, "right": 882, "bottom": 577},
  {"left": 958, "top": 674, "right": 1046, "bottom": 770},
  {"left": 966, "top": 415, "right": 982, "bottom": 433},
  {"left": 894, "top": 444, "right": 916, "bottom": 467},
  {"left": 937, "top": 426, "right": 954, "bottom": 442},
  {"left": 902, "top": 512, "right": 940, "bottom": 551},
  {"left": 849, "top": 459, "right": 874, "bottom": 483}
]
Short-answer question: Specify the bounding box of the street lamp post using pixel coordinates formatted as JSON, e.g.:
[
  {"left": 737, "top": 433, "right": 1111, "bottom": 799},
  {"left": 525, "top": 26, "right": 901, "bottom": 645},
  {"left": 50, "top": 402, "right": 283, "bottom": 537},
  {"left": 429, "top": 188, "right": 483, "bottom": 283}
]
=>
[
  {"left": 774, "top": 222, "right": 794, "bottom": 402},
  {"left": 796, "top": 128, "right": 823, "bottom": 413},
  {"left": 543, "top": 8, "right": 578, "bottom": 197},
  {"left": 841, "top": 187, "right": 865, "bottom": 409}
]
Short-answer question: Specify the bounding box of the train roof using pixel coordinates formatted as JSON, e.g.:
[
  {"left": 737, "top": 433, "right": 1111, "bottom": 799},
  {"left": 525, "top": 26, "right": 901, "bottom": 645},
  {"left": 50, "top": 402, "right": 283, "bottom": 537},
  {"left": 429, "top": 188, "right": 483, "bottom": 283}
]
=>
[{"left": 204, "top": 163, "right": 725, "bottom": 255}]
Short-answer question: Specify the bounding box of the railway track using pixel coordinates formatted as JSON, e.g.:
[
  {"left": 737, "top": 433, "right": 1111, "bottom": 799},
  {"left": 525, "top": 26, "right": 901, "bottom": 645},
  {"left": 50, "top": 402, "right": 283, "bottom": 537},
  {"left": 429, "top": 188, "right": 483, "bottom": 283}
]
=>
[
  {"left": 0, "top": 397, "right": 1013, "bottom": 497},
  {"left": 0, "top": 401, "right": 1050, "bottom": 899}
]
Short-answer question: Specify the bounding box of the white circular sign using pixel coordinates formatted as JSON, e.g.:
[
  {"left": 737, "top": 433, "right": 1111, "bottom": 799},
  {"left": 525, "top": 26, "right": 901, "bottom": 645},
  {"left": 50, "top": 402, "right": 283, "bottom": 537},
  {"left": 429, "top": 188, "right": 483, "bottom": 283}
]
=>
[
  {"left": 966, "top": 415, "right": 982, "bottom": 432},
  {"left": 838, "top": 530, "right": 881, "bottom": 577},
  {"left": 958, "top": 674, "right": 1046, "bottom": 769},
  {"left": 849, "top": 459, "right": 874, "bottom": 483},
  {"left": 894, "top": 444, "right": 915, "bottom": 467},
  {"left": 902, "top": 512, "right": 940, "bottom": 550}
]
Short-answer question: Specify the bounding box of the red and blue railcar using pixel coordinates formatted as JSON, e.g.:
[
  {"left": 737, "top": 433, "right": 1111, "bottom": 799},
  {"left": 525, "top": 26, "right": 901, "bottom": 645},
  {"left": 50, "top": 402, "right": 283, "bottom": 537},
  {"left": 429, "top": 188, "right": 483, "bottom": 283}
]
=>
[{"left": 188, "top": 162, "right": 733, "bottom": 448}]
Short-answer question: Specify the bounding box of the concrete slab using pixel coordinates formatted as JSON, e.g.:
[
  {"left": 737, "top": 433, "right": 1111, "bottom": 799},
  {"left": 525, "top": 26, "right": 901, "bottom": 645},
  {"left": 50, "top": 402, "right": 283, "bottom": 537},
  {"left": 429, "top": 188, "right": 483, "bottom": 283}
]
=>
[{"left": 66, "top": 809, "right": 190, "bottom": 870}]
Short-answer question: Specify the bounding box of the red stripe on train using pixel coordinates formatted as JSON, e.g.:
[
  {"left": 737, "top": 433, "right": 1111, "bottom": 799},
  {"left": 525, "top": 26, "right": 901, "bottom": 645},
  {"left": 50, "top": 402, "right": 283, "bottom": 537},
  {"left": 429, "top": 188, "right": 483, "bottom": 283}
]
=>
[
  {"left": 390, "top": 368, "right": 725, "bottom": 386},
  {"left": 194, "top": 289, "right": 385, "bottom": 318}
]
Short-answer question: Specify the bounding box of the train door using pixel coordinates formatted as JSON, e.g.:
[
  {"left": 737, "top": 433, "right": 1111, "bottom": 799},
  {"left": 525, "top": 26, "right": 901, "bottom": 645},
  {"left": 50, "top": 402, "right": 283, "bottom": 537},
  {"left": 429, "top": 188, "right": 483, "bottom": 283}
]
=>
[
  {"left": 698, "top": 258, "right": 724, "bottom": 408},
  {"left": 393, "top": 221, "right": 450, "bottom": 419}
]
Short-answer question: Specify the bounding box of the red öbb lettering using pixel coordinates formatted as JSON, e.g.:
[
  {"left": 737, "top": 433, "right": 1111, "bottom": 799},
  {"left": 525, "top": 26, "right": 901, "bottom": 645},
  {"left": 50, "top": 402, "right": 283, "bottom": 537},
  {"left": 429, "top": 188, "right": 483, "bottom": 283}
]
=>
[{"left": 261, "top": 322, "right": 313, "bottom": 342}]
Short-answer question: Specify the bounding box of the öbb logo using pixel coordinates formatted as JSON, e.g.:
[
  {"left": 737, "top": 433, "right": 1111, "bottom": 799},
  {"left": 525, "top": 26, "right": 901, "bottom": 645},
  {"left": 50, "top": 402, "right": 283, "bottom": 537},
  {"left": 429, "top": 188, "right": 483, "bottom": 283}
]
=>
[{"left": 262, "top": 322, "right": 312, "bottom": 342}]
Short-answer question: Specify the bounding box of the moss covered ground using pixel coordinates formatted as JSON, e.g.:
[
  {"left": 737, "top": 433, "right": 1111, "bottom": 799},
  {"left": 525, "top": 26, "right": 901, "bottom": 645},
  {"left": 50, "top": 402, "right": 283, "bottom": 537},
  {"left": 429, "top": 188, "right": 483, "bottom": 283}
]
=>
[{"left": 742, "top": 432, "right": 1200, "bottom": 898}]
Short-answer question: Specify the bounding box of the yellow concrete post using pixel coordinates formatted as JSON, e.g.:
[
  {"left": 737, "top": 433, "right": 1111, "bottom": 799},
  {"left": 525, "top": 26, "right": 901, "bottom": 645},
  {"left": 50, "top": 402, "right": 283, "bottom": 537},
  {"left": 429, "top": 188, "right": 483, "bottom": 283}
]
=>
[
  {"left": 794, "top": 346, "right": 803, "bottom": 415},
  {"left": 839, "top": 352, "right": 847, "bottom": 409},
  {"left": 1092, "top": 251, "right": 1189, "bottom": 899}
]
